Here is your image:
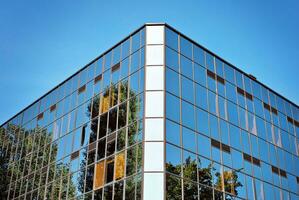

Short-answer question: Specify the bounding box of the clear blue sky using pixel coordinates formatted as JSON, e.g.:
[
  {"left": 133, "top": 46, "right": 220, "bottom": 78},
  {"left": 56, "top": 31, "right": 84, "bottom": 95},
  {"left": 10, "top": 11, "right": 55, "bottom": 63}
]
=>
[{"left": 0, "top": 0, "right": 298, "bottom": 125}]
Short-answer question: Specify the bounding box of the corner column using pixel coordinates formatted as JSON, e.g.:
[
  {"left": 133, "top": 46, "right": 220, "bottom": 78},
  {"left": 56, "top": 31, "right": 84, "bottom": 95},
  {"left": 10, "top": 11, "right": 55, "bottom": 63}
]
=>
[{"left": 143, "top": 24, "right": 165, "bottom": 200}]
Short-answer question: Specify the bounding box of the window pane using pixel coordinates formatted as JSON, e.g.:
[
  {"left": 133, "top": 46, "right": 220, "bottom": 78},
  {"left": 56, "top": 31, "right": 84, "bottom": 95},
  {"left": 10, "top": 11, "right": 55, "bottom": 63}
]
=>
[
  {"left": 122, "top": 38, "right": 130, "bottom": 60},
  {"left": 166, "top": 28, "right": 178, "bottom": 51},
  {"left": 229, "top": 124, "right": 241, "bottom": 150},
  {"left": 182, "top": 101, "right": 195, "bottom": 130},
  {"left": 130, "top": 50, "right": 139, "bottom": 73},
  {"left": 166, "top": 93, "right": 180, "bottom": 123},
  {"left": 132, "top": 31, "right": 140, "bottom": 53},
  {"left": 125, "top": 176, "right": 135, "bottom": 200},
  {"left": 206, "top": 52, "right": 214, "bottom": 71},
  {"left": 194, "top": 64, "right": 206, "bottom": 86},
  {"left": 231, "top": 149, "right": 243, "bottom": 170},
  {"left": 209, "top": 114, "right": 219, "bottom": 140},
  {"left": 226, "top": 82, "right": 237, "bottom": 103},
  {"left": 197, "top": 134, "right": 211, "bottom": 158},
  {"left": 166, "top": 173, "right": 182, "bottom": 199},
  {"left": 180, "top": 36, "right": 192, "bottom": 59},
  {"left": 166, "top": 47, "right": 179, "bottom": 72},
  {"left": 166, "top": 119, "right": 180, "bottom": 146},
  {"left": 115, "top": 152, "right": 125, "bottom": 180},
  {"left": 196, "top": 108, "right": 209, "bottom": 136},
  {"left": 114, "top": 180, "right": 124, "bottom": 200},
  {"left": 94, "top": 161, "right": 105, "bottom": 189},
  {"left": 166, "top": 68, "right": 180, "bottom": 96},
  {"left": 181, "top": 76, "right": 194, "bottom": 103},
  {"left": 180, "top": 55, "right": 193, "bottom": 79},
  {"left": 195, "top": 83, "right": 208, "bottom": 111},
  {"left": 166, "top": 143, "right": 181, "bottom": 175},
  {"left": 227, "top": 101, "right": 238, "bottom": 126},
  {"left": 193, "top": 45, "right": 205, "bottom": 67},
  {"left": 182, "top": 128, "right": 196, "bottom": 152}
]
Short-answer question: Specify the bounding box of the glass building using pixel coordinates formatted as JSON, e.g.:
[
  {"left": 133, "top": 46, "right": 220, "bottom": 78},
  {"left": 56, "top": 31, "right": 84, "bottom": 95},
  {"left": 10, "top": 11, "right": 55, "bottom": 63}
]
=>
[{"left": 0, "top": 23, "right": 298, "bottom": 200}]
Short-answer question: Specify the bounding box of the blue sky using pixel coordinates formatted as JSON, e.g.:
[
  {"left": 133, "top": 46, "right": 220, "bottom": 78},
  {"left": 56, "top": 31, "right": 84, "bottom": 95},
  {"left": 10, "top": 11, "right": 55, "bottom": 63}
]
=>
[{"left": 0, "top": 0, "right": 298, "bottom": 125}]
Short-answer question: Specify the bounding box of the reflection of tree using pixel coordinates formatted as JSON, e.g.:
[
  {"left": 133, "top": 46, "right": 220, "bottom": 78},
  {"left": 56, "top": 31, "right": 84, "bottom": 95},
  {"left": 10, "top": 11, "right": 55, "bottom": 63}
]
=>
[
  {"left": 214, "top": 170, "right": 243, "bottom": 200},
  {"left": 0, "top": 78, "right": 143, "bottom": 199},
  {"left": 0, "top": 126, "right": 10, "bottom": 199},
  {"left": 78, "top": 80, "right": 142, "bottom": 195},
  {"left": 0, "top": 123, "right": 75, "bottom": 199},
  {"left": 166, "top": 156, "right": 242, "bottom": 200}
]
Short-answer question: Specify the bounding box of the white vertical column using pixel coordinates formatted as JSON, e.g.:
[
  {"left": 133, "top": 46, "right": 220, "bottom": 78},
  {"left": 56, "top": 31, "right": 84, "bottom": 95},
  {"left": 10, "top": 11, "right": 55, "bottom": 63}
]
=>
[{"left": 143, "top": 25, "right": 165, "bottom": 200}]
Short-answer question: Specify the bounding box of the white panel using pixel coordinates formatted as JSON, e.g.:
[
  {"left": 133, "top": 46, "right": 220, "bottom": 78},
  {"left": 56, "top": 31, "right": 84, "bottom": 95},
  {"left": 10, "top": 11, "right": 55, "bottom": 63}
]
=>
[
  {"left": 144, "top": 118, "right": 164, "bottom": 141},
  {"left": 144, "top": 173, "right": 164, "bottom": 200},
  {"left": 145, "top": 91, "right": 164, "bottom": 117},
  {"left": 144, "top": 142, "right": 164, "bottom": 171},
  {"left": 146, "top": 45, "right": 164, "bottom": 66},
  {"left": 145, "top": 66, "right": 164, "bottom": 91},
  {"left": 146, "top": 26, "right": 164, "bottom": 45}
]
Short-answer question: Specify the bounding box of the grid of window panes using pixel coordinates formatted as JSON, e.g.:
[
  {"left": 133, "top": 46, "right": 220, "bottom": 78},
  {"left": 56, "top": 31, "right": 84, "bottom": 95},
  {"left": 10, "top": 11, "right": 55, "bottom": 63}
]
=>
[
  {"left": 0, "top": 28, "right": 145, "bottom": 200},
  {"left": 165, "top": 27, "right": 299, "bottom": 200}
]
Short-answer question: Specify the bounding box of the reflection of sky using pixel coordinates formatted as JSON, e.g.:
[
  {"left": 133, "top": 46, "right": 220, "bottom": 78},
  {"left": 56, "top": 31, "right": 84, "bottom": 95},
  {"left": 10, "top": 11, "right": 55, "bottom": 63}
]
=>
[
  {"left": 166, "top": 144, "right": 181, "bottom": 166},
  {"left": 166, "top": 120, "right": 180, "bottom": 146}
]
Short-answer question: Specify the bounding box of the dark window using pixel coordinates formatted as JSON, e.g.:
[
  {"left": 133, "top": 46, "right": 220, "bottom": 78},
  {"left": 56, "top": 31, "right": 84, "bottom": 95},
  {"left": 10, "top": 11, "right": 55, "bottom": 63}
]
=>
[
  {"left": 207, "top": 70, "right": 216, "bottom": 80},
  {"left": 106, "top": 133, "right": 116, "bottom": 156},
  {"left": 263, "top": 102, "right": 278, "bottom": 115},
  {"left": 95, "top": 74, "right": 102, "bottom": 83},
  {"left": 279, "top": 169, "right": 287, "bottom": 178},
  {"left": 99, "top": 113, "right": 108, "bottom": 138},
  {"left": 37, "top": 112, "right": 44, "bottom": 120},
  {"left": 271, "top": 166, "right": 279, "bottom": 174},
  {"left": 211, "top": 139, "right": 231, "bottom": 153},
  {"left": 287, "top": 116, "right": 294, "bottom": 123},
  {"left": 88, "top": 142, "right": 96, "bottom": 151},
  {"left": 94, "top": 188, "right": 103, "bottom": 200},
  {"left": 78, "top": 85, "right": 86, "bottom": 94},
  {"left": 114, "top": 180, "right": 124, "bottom": 200},
  {"left": 97, "top": 138, "right": 106, "bottom": 161},
  {"left": 108, "top": 107, "right": 117, "bottom": 134},
  {"left": 252, "top": 157, "right": 261, "bottom": 166},
  {"left": 111, "top": 63, "right": 120, "bottom": 72},
  {"left": 211, "top": 139, "right": 221, "bottom": 149},
  {"left": 81, "top": 124, "right": 87, "bottom": 146},
  {"left": 237, "top": 87, "right": 253, "bottom": 100},
  {"left": 207, "top": 69, "right": 225, "bottom": 84},
  {"left": 221, "top": 143, "right": 231, "bottom": 153},
  {"left": 263, "top": 102, "right": 271, "bottom": 111},
  {"left": 104, "top": 184, "right": 113, "bottom": 200},
  {"left": 243, "top": 153, "right": 252, "bottom": 162},
  {"left": 88, "top": 149, "right": 96, "bottom": 165},
  {"left": 106, "top": 159, "right": 114, "bottom": 183},
  {"left": 50, "top": 104, "right": 56, "bottom": 112},
  {"left": 271, "top": 107, "right": 278, "bottom": 115},
  {"left": 71, "top": 150, "right": 79, "bottom": 160},
  {"left": 85, "top": 164, "right": 94, "bottom": 192}
]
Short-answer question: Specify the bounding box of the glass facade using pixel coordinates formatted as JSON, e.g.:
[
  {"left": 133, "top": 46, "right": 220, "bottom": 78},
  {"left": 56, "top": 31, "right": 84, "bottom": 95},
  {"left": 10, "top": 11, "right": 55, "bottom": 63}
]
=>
[
  {"left": 0, "top": 27, "right": 145, "bottom": 200},
  {"left": 0, "top": 23, "right": 298, "bottom": 200},
  {"left": 165, "top": 27, "right": 299, "bottom": 200}
]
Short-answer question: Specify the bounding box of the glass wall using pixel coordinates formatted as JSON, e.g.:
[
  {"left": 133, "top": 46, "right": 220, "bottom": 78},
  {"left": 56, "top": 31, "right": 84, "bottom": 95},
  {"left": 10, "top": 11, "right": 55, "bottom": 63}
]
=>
[
  {"left": 0, "top": 28, "right": 145, "bottom": 200},
  {"left": 165, "top": 27, "right": 299, "bottom": 200}
]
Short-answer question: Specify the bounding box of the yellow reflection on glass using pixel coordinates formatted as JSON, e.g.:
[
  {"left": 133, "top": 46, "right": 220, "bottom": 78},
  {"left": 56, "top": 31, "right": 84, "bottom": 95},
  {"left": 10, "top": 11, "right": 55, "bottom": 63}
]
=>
[
  {"left": 115, "top": 152, "right": 125, "bottom": 180},
  {"left": 94, "top": 161, "right": 105, "bottom": 189}
]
